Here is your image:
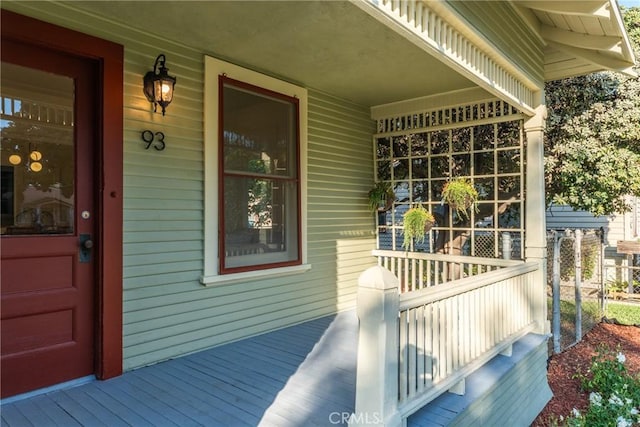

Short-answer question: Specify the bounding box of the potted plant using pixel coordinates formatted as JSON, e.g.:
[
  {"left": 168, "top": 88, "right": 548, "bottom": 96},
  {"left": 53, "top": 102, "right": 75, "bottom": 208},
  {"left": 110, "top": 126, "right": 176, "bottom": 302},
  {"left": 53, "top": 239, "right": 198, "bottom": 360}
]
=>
[
  {"left": 442, "top": 177, "right": 478, "bottom": 219},
  {"left": 402, "top": 205, "right": 435, "bottom": 249},
  {"left": 367, "top": 181, "right": 395, "bottom": 212}
]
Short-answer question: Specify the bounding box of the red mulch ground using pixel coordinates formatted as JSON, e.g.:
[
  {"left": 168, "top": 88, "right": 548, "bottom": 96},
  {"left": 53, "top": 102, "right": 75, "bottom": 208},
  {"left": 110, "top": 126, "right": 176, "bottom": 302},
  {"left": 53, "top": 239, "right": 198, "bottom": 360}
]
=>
[{"left": 532, "top": 322, "right": 640, "bottom": 426}]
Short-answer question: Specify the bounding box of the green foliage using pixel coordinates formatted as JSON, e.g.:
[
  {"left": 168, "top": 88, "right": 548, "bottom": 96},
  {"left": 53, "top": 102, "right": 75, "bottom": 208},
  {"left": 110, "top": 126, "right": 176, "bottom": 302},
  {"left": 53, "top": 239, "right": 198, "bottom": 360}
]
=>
[
  {"left": 402, "top": 205, "right": 435, "bottom": 249},
  {"left": 560, "top": 347, "right": 640, "bottom": 427},
  {"left": 367, "top": 181, "right": 395, "bottom": 212},
  {"left": 442, "top": 178, "right": 479, "bottom": 219},
  {"left": 544, "top": 7, "right": 640, "bottom": 216}
]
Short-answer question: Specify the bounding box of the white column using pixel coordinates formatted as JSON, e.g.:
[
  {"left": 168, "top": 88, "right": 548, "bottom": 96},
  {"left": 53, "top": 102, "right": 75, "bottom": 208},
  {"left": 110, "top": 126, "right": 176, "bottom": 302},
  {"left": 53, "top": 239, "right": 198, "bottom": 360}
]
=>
[
  {"left": 524, "top": 95, "right": 549, "bottom": 335},
  {"left": 351, "top": 266, "right": 401, "bottom": 427}
]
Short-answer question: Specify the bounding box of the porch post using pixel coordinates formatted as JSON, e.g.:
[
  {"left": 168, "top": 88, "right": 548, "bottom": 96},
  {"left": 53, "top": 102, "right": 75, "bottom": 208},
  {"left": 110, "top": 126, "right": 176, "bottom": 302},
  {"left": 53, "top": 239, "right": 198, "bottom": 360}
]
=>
[
  {"left": 352, "top": 266, "right": 401, "bottom": 427},
  {"left": 524, "top": 95, "right": 549, "bottom": 335}
]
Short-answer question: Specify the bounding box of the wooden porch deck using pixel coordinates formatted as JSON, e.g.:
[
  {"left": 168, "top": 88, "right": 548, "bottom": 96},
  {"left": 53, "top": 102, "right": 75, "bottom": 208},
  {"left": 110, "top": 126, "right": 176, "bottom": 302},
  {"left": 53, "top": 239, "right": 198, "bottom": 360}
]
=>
[
  {"left": 1, "top": 309, "right": 548, "bottom": 427},
  {"left": 1, "top": 311, "right": 358, "bottom": 427}
]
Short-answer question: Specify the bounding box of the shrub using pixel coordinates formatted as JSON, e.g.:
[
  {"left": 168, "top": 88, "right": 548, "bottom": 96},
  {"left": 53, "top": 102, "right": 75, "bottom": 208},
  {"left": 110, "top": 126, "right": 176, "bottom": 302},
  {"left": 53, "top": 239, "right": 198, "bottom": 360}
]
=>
[{"left": 562, "top": 347, "right": 640, "bottom": 426}]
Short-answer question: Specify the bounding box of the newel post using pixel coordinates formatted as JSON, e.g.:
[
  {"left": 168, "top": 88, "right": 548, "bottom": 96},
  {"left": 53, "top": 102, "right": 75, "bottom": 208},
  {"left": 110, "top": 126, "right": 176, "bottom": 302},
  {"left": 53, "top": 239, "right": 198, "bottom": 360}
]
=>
[{"left": 351, "top": 266, "right": 401, "bottom": 427}]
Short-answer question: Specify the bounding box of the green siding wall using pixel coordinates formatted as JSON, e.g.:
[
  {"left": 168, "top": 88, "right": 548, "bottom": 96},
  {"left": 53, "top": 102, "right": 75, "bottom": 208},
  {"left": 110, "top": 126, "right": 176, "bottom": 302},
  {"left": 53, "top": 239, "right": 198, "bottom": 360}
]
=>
[
  {"left": 3, "top": 1, "right": 376, "bottom": 370},
  {"left": 447, "top": 0, "right": 545, "bottom": 85}
]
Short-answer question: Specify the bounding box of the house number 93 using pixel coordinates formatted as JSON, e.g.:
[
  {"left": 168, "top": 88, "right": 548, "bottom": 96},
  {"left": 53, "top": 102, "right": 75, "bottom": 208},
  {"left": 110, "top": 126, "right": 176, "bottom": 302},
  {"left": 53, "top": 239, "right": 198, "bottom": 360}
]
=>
[{"left": 141, "top": 130, "right": 166, "bottom": 151}]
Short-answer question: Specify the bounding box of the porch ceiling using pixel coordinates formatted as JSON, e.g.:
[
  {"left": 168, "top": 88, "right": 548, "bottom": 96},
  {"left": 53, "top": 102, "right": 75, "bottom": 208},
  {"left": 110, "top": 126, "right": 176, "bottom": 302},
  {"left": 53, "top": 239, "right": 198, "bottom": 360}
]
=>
[
  {"left": 69, "top": 1, "right": 477, "bottom": 107},
  {"left": 515, "top": 0, "right": 637, "bottom": 80}
]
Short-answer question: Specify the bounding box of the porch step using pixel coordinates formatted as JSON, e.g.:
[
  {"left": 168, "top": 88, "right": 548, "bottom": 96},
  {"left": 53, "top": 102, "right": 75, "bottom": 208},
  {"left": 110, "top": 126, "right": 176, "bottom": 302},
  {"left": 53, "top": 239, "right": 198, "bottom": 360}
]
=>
[{"left": 408, "top": 333, "right": 552, "bottom": 427}]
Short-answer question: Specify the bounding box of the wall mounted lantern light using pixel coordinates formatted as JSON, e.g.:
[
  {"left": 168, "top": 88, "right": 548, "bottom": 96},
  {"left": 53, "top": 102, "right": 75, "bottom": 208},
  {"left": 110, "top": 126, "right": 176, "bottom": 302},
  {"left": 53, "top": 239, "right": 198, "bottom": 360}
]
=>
[{"left": 143, "top": 54, "right": 177, "bottom": 116}]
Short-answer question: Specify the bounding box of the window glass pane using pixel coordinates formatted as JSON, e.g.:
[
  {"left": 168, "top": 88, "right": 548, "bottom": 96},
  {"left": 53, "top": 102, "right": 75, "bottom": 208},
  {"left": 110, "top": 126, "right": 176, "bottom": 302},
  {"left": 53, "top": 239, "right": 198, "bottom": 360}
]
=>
[
  {"left": 451, "top": 127, "right": 471, "bottom": 152},
  {"left": 393, "top": 159, "right": 409, "bottom": 180},
  {"left": 412, "top": 181, "right": 429, "bottom": 202},
  {"left": 412, "top": 158, "right": 428, "bottom": 179},
  {"left": 223, "top": 176, "right": 298, "bottom": 269},
  {"left": 1, "top": 62, "right": 74, "bottom": 235},
  {"left": 376, "top": 137, "right": 391, "bottom": 159},
  {"left": 497, "top": 149, "right": 521, "bottom": 174},
  {"left": 498, "top": 176, "right": 520, "bottom": 200},
  {"left": 410, "top": 133, "right": 428, "bottom": 157},
  {"left": 221, "top": 79, "right": 301, "bottom": 272},
  {"left": 430, "top": 130, "right": 449, "bottom": 154},
  {"left": 497, "top": 120, "right": 521, "bottom": 147},
  {"left": 474, "top": 124, "right": 495, "bottom": 150},
  {"left": 452, "top": 154, "right": 470, "bottom": 176},
  {"left": 392, "top": 135, "right": 409, "bottom": 157},
  {"left": 430, "top": 156, "right": 449, "bottom": 178},
  {"left": 393, "top": 181, "right": 409, "bottom": 205},
  {"left": 475, "top": 177, "right": 495, "bottom": 200},
  {"left": 474, "top": 152, "right": 494, "bottom": 175},
  {"left": 223, "top": 84, "right": 296, "bottom": 178},
  {"left": 499, "top": 203, "right": 521, "bottom": 229},
  {"left": 376, "top": 159, "right": 391, "bottom": 181}
]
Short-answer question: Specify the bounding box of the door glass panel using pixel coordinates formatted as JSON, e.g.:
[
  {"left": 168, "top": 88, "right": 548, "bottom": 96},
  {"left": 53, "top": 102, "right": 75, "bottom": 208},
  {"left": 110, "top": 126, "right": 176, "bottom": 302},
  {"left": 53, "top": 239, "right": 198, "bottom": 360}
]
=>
[{"left": 1, "top": 62, "right": 75, "bottom": 235}]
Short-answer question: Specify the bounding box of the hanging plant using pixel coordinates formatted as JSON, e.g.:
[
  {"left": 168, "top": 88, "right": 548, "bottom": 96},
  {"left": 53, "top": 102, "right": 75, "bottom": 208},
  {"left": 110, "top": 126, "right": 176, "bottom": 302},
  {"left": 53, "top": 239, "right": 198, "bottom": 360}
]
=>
[
  {"left": 367, "top": 181, "right": 395, "bottom": 212},
  {"left": 402, "top": 205, "right": 435, "bottom": 249},
  {"left": 442, "top": 178, "right": 478, "bottom": 219}
]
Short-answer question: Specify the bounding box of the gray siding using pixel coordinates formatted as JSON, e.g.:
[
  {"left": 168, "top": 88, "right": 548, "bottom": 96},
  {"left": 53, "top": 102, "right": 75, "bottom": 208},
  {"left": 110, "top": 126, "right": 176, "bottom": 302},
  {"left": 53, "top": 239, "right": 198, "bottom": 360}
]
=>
[
  {"left": 3, "top": 1, "right": 376, "bottom": 371},
  {"left": 447, "top": 0, "right": 545, "bottom": 85},
  {"left": 546, "top": 204, "right": 626, "bottom": 248}
]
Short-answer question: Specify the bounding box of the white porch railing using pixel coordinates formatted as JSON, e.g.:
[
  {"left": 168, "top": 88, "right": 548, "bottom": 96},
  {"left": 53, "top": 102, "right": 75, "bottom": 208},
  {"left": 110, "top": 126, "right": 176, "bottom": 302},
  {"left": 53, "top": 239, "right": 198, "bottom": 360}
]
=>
[
  {"left": 373, "top": 249, "right": 524, "bottom": 292},
  {"left": 352, "top": 256, "right": 540, "bottom": 427}
]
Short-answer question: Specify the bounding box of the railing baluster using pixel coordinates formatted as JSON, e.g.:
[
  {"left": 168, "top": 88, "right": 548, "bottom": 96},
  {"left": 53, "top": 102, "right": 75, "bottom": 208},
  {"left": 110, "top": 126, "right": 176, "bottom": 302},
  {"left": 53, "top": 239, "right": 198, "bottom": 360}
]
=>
[
  {"left": 416, "top": 305, "right": 426, "bottom": 393},
  {"left": 433, "top": 301, "right": 442, "bottom": 381},
  {"left": 424, "top": 304, "right": 433, "bottom": 386},
  {"left": 408, "top": 308, "right": 417, "bottom": 398},
  {"left": 399, "top": 309, "right": 408, "bottom": 401}
]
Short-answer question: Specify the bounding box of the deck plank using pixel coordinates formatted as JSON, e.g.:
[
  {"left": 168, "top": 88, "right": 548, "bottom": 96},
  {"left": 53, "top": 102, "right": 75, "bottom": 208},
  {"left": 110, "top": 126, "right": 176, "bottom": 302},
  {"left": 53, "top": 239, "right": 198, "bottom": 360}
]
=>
[
  {"left": 31, "top": 395, "right": 83, "bottom": 427},
  {"left": 167, "top": 358, "right": 276, "bottom": 411},
  {"left": 79, "top": 386, "right": 157, "bottom": 427},
  {"left": 106, "top": 374, "right": 196, "bottom": 426},
  {"left": 1, "top": 311, "right": 358, "bottom": 427},
  {"left": 126, "top": 369, "right": 240, "bottom": 426},
  {"left": 142, "top": 361, "right": 259, "bottom": 425},
  {"left": 1, "top": 403, "right": 34, "bottom": 427},
  {"left": 48, "top": 391, "right": 111, "bottom": 427},
  {"left": 8, "top": 398, "right": 57, "bottom": 427},
  {"left": 92, "top": 379, "right": 180, "bottom": 427}
]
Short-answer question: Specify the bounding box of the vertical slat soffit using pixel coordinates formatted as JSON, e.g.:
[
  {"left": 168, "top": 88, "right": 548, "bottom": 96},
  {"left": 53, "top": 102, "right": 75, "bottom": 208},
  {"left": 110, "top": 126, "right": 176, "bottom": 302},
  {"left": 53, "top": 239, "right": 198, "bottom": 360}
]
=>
[{"left": 351, "top": 0, "right": 541, "bottom": 116}]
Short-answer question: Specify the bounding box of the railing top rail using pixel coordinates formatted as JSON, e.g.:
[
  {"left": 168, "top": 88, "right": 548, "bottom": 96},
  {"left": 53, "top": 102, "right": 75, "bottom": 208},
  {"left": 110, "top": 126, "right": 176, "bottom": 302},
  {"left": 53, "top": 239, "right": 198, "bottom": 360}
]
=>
[
  {"left": 399, "top": 261, "right": 539, "bottom": 310},
  {"left": 372, "top": 249, "right": 523, "bottom": 267}
]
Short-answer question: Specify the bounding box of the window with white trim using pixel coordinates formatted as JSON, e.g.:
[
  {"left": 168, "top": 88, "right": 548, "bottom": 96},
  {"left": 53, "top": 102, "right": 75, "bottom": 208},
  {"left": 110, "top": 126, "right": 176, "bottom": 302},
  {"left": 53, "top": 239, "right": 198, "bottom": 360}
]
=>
[{"left": 203, "top": 56, "right": 308, "bottom": 284}]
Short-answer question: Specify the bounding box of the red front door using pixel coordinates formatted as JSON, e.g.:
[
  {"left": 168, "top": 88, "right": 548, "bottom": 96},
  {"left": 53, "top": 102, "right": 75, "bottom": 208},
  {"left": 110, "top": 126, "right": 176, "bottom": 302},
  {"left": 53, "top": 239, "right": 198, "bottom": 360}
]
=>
[{"left": 1, "top": 38, "right": 98, "bottom": 398}]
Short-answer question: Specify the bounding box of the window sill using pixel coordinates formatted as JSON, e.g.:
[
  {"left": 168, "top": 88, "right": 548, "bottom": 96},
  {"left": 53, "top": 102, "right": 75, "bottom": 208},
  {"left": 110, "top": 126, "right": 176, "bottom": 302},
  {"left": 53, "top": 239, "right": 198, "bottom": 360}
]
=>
[{"left": 200, "top": 263, "right": 312, "bottom": 287}]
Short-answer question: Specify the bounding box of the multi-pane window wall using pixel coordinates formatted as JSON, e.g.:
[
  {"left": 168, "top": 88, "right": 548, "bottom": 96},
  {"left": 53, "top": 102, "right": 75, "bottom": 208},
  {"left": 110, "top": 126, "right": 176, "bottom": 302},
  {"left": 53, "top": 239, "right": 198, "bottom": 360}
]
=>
[{"left": 374, "top": 102, "right": 525, "bottom": 259}]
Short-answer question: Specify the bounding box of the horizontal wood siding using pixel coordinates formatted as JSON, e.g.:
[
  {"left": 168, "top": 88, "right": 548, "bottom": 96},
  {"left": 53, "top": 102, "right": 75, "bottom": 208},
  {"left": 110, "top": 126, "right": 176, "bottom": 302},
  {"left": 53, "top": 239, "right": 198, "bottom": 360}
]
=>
[
  {"left": 446, "top": 0, "right": 544, "bottom": 85},
  {"left": 546, "top": 204, "right": 626, "bottom": 247},
  {"left": 307, "top": 90, "right": 378, "bottom": 313},
  {"left": 3, "top": 1, "right": 376, "bottom": 371}
]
